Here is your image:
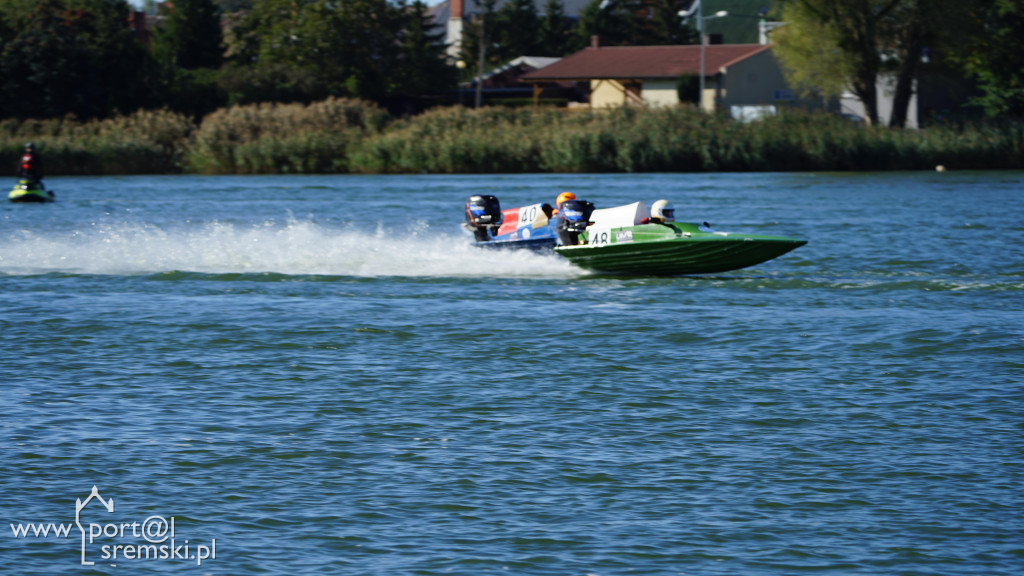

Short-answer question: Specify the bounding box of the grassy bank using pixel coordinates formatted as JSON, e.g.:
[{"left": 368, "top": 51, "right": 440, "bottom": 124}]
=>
[
  {"left": 3, "top": 100, "right": 1022, "bottom": 175},
  {"left": 1, "top": 110, "right": 193, "bottom": 175}
]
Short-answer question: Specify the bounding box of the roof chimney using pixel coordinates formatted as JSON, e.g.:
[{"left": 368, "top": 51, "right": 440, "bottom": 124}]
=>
[
  {"left": 591, "top": 35, "right": 600, "bottom": 48},
  {"left": 452, "top": 0, "right": 463, "bottom": 18}
]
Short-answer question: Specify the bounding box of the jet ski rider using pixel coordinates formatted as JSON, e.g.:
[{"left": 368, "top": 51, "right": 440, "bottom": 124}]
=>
[{"left": 18, "top": 142, "right": 43, "bottom": 184}]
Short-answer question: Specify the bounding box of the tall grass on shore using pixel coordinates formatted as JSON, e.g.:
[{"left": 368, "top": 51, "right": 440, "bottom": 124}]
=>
[
  {"left": 186, "top": 98, "right": 390, "bottom": 174},
  {"left": 351, "top": 106, "right": 1024, "bottom": 173},
  {"left": 3, "top": 101, "right": 1022, "bottom": 176},
  {"left": 1, "top": 110, "right": 193, "bottom": 175}
]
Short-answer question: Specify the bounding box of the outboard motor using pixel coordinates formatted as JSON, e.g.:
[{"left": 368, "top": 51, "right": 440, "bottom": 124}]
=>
[
  {"left": 464, "top": 195, "right": 502, "bottom": 242},
  {"left": 556, "top": 199, "right": 595, "bottom": 246}
]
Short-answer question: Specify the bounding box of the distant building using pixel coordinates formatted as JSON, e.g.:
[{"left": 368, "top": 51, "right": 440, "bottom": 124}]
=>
[
  {"left": 463, "top": 56, "right": 585, "bottom": 104},
  {"left": 521, "top": 41, "right": 819, "bottom": 117}
]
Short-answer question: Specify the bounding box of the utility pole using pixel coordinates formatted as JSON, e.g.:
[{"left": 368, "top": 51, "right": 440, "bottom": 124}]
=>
[{"left": 475, "top": 10, "right": 486, "bottom": 109}]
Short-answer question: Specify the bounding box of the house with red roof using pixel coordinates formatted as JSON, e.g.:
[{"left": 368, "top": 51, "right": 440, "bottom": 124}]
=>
[{"left": 521, "top": 39, "right": 818, "bottom": 116}]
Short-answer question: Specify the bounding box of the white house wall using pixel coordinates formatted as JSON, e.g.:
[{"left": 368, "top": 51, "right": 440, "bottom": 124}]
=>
[
  {"left": 591, "top": 79, "right": 625, "bottom": 108},
  {"left": 641, "top": 81, "right": 678, "bottom": 107}
]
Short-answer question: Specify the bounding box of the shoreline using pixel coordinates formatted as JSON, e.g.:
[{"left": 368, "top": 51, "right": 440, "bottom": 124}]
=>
[{"left": 4, "top": 99, "right": 1022, "bottom": 176}]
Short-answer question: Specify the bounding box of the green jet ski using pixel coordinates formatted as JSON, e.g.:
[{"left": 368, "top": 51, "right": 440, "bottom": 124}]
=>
[{"left": 9, "top": 180, "right": 55, "bottom": 203}]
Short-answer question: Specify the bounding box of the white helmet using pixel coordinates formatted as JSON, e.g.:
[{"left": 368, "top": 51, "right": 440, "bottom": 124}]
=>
[{"left": 651, "top": 199, "right": 675, "bottom": 223}]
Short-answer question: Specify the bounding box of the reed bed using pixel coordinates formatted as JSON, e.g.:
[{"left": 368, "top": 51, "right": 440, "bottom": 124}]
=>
[
  {"left": 351, "top": 106, "right": 1024, "bottom": 173},
  {"left": 3, "top": 102, "right": 1021, "bottom": 176},
  {"left": 1, "top": 110, "right": 194, "bottom": 175},
  {"left": 186, "top": 98, "right": 390, "bottom": 174}
]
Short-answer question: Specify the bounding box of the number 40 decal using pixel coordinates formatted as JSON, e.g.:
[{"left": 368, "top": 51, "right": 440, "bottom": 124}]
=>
[{"left": 517, "top": 204, "right": 541, "bottom": 227}]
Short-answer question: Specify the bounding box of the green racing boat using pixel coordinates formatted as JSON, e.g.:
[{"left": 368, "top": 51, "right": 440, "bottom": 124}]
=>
[{"left": 553, "top": 200, "right": 806, "bottom": 275}]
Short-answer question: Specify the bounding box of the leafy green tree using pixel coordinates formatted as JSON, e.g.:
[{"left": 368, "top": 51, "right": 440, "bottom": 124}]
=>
[
  {"left": 236, "top": 0, "right": 454, "bottom": 103},
  {"left": 152, "top": 0, "right": 223, "bottom": 70},
  {"left": 771, "top": 2, "right": 855, "bottom": 106},
  {"left": 959, "top": 0, "right": 1024, "bottom": 117},
  {"left": 775, "top": 0, "right": 971, "bottom": 127},
  {"left": 0, "top": 0, "right": 154, "bottom": 119},
  {"left": 0, "top": 0, "right": 92, "bottom": 118},
  {"left": 773, "top": 0, "right": 907, "bottom": 126}
]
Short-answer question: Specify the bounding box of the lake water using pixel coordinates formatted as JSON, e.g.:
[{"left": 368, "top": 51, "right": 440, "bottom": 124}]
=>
[{"left": 2, "top": 172, "right": 1022, "bottom": 575}]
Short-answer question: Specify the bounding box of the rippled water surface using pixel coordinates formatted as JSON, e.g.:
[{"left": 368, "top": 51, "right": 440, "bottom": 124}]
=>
[{"left": 2, "top": 172, "right": 1022, "bottom": 575}]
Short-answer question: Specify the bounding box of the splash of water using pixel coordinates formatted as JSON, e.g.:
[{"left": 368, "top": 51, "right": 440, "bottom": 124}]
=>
[{"left": 0, "top": 219, "right": 581, "bottom": 278}]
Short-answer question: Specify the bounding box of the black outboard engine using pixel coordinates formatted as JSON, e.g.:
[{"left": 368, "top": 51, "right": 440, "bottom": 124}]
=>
[
  {"left": 464, "top": 195, "right": 503, "bottom": 242},
  {"left": 556, "top": 199, "right": 595, "bottom": 246}
]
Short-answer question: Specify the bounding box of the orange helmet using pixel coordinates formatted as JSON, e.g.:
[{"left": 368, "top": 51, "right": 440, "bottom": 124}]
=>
[{"left": 556, "top": 192, "right": 576, "bottom": 207}]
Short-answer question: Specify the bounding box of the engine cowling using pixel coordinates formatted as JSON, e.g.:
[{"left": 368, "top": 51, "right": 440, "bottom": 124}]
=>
[
  {"left": 464, "top": 195, "right": 503, "bottom": 242},
  {"left": 556, "top": 199, "right": 595, "bottom": 246}
]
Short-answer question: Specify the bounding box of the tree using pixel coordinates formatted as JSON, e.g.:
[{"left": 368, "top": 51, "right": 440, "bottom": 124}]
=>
[
  {"left": 959, "top": 0, "right": 1024, "bottom": 117},
  {"left": 646, "top": 0, "right": 694, "bottom": 45},
  {"left": 884, "top": 0, "right": 968, "bottom": 127},
  {"left": 236, "top": 0, "right": 453, "bottom": 103},
  {"left": 152, "top": 0, "right": 224, "bottom": 70},
  {"left": 71, "top": 0, "right": 157, "bottom": 115},
  {"left": 573, "top": 0, "right": 633, "bottom": 50},
  {"left": 459, "top": 0, "right": 498, "bottom": 80},
  {"left": 775, "top": 0, "right": 973, "bottom": 127},
  {"left": 494, "top": 0, "right": 541, "bottom": 60},
  {"left": 393, "top": 0, "right": 458, "bottom": 97},
  {"left": 0, "top": 0, "right": 154, "bottom": 119},
  {"left": 771, "top": 2, "right": 856, "bottom": 107},
  {"left": 538, "top": 0, "right": 572, "bottom": 57},
  {"left": 774, "top": 0, "right": 907, "bottom": 126}
]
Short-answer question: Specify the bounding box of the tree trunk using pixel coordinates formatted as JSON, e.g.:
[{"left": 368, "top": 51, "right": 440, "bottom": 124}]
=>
[
  {"left": 889, "top": 42, "right": 922, "bottom": 128},
  {"left": 889, "top": 3, "right": 926, "bottom": 128},
  {"left": 853, "top": 69, "right": 879, "bottom": 126}
]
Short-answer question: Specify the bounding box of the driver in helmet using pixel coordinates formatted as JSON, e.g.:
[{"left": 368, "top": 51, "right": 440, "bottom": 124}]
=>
[
  {"left": 650, "top": 199, "right": 675, "bottom": 224},
  {"left": 553, "top": 191, "right": 576, "bottom": 215}
]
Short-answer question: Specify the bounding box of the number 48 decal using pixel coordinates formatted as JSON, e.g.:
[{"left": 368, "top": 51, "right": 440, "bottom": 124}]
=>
[{"left": 590, "top": 229, "right": 611, "bottom": 245}]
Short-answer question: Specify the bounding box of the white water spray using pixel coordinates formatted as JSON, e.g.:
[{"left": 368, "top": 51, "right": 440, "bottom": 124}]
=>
[{"left": 0, "top": 219, "right": 581, "bottom": 278}]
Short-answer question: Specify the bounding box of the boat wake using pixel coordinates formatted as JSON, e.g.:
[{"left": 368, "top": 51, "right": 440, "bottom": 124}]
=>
[{"left": 0, "top": 219, "right": 581, "bottom": 278}]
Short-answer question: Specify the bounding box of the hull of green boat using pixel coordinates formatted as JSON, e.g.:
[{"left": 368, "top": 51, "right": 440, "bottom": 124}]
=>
[{"left": 555, "top": 235, "right": 807, "bottom": 275}]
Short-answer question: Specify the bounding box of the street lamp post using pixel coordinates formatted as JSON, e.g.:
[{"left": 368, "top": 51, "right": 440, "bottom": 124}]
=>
[
  {"left": 475, "top": 10, "right": 486, "bottom": 109},
  {"left": 680, "top": 3, "right": 728, "bottom": 112}
]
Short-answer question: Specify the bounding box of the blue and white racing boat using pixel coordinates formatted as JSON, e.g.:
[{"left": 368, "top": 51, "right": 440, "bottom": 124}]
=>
[{"left": 463, "top": 195, "right": 560, "bottom": 251}]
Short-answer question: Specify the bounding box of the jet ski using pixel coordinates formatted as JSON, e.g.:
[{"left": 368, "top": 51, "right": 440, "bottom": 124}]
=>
[{"left": 9, "top": 180, "right": 55, "bottom": 203}]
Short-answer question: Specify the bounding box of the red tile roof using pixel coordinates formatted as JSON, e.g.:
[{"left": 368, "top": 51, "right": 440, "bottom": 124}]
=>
[{"left": 521, "top": 44, "right": 773, "bottom": 81}]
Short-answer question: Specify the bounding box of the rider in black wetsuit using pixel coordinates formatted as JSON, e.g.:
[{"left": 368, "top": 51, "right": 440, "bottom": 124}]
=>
[{"left": 18, "top": 142, "right": 44, "bottom": 184}]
